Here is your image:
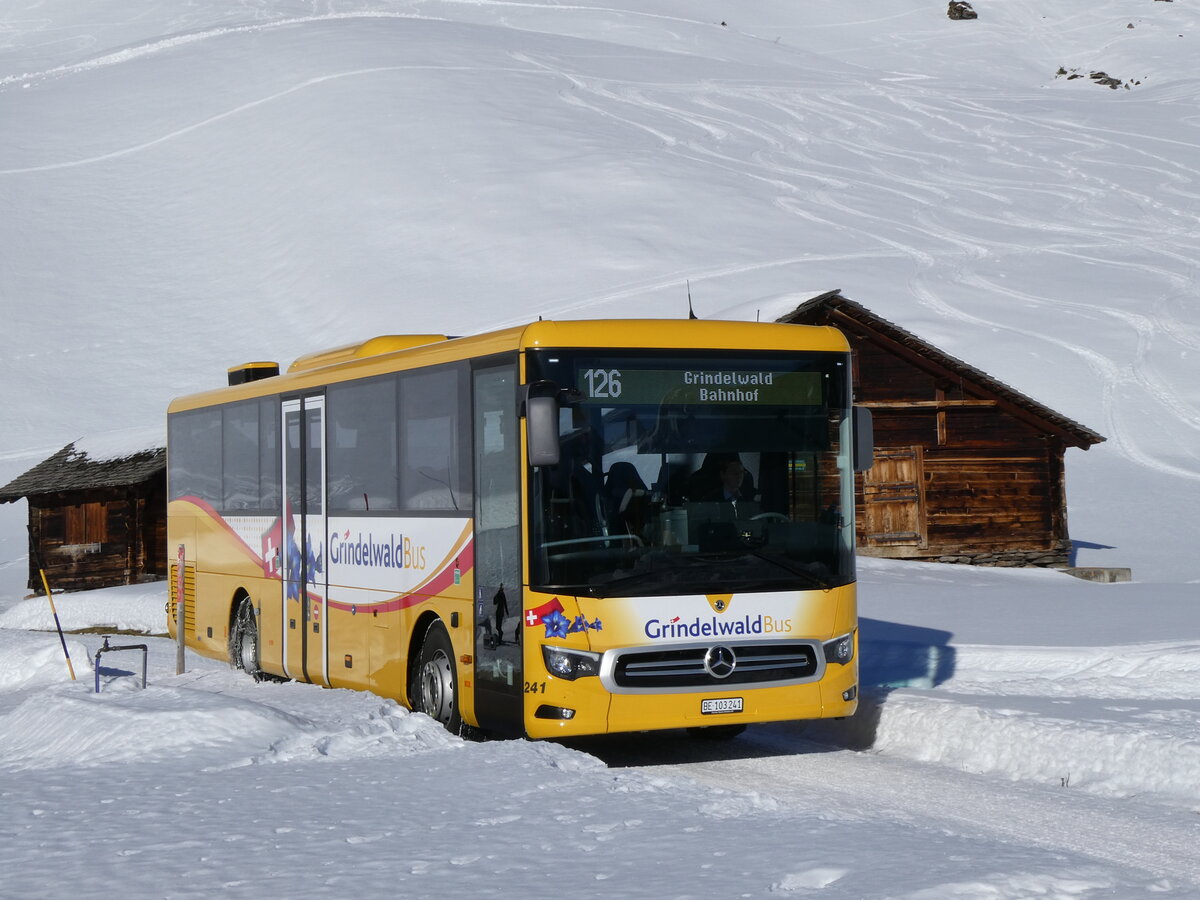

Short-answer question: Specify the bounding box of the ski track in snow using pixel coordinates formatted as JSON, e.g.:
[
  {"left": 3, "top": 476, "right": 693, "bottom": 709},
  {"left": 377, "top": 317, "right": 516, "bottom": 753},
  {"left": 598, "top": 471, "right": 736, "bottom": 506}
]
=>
[
  {"left": 0, "top": 13, "right": 426, "bottom": 89},
  {"left": 3, "top": 4, "right": 1197, "bottom": 484},
  {"left": 486, "top": 46, "right": 1200, "bottom": 480},
  {"left": 0, "top": 62, "right": 546, "bottom": 176},
  {"left": 0, "top": 1, "right": 720, "bottom": 93}
]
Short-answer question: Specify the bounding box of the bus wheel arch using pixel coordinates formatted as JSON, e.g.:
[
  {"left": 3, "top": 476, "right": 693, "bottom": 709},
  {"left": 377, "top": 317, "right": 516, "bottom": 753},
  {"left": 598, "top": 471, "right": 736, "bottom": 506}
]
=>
[
  {"left": 406, "top": 611, "right": 441, "bottom": 699},
  {"left": 410, "top": 616, "right": 461, "bottom": 734}
]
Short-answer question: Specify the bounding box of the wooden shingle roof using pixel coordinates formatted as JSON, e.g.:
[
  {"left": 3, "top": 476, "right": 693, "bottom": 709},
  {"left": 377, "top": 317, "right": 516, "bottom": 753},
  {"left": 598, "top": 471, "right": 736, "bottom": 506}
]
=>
[
  {"left": 781, "top": 290, "right": 1106, "bottom": 449},
  {"left": 0, "top": 442, "right": 165, "bottom": 503}
]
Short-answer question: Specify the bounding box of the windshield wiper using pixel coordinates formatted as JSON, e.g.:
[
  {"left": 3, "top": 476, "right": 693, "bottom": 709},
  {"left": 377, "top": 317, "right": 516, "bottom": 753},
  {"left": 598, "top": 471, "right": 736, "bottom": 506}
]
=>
[
  {"left": 579, "top": 558, "right": 713, "bottom": 597},
  {"left": 740, "top": 549, "right": 833, "bottom": 590}
]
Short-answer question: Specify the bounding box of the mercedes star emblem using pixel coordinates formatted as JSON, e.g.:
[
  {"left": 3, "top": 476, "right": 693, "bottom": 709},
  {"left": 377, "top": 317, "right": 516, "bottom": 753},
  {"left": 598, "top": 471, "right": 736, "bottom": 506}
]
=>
[{"left": 704, "top": 645, "right": 737, "bottom": 679}]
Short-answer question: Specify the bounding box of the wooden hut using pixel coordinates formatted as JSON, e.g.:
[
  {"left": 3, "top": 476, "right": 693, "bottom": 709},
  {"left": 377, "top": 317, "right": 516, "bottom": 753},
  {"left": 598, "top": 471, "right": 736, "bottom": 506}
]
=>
[
  {"left": 781, "top": 291, "right": 1105, "bottom": 567},
  {"left": 0, "top": 439, "right": 166, "bottom": 592}
]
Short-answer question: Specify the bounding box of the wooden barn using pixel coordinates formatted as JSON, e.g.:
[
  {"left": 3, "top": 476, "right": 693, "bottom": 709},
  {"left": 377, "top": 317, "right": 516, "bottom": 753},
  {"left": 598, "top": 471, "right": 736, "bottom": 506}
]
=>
[
  {"left": 781, "top": 291, "right": 1105, "bottom": 567},
  {"left": 0, "top": 439, "right": 167, "bottom": 592}
]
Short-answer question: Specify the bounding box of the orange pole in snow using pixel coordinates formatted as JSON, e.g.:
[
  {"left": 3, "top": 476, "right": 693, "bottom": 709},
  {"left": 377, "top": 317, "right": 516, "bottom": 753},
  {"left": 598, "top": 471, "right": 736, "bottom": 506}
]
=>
[{"left": 30, "top": 534, "right": 76, "bottom": 681}]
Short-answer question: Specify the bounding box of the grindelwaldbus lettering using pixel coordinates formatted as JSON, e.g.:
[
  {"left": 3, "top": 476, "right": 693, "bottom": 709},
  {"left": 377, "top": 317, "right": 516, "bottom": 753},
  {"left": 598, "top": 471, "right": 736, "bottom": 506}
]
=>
[
  {"left": 329, "top": 530, "right": 427, "bottom": 571},
  {"left": 644, "top": 614, "right": 795, "bottom": 639}
]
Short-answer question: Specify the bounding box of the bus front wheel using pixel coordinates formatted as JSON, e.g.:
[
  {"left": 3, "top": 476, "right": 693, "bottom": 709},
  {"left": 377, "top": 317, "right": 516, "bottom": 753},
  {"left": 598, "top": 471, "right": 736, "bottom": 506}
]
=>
[
  {"left": 414, "top": 621, "right": 461, "bottom": 733},
  {"left": 230, "top": 597, "right": 262, "bottom": 680}
]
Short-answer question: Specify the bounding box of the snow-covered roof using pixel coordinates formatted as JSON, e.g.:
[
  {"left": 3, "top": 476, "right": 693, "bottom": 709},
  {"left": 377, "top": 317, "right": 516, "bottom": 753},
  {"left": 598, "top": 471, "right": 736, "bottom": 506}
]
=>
[{"left": 0, "top": 428, "right": 165, "bottom": 503}]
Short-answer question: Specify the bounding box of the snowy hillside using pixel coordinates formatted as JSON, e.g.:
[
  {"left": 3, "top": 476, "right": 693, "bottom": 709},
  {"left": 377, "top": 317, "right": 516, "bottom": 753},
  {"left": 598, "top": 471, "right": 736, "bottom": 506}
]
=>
[
  {"left": 2, "top": 0, "right": 1198, "bottom": 581},
  {"left": 2, "top": 2, "right": 1199, "bottom": 896}
]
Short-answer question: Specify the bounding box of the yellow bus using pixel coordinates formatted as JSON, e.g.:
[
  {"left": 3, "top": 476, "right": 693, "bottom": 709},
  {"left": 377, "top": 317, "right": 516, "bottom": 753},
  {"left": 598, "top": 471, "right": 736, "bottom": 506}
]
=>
[{"left": 167, "top": 319, "right": 872, "bottom": 739}]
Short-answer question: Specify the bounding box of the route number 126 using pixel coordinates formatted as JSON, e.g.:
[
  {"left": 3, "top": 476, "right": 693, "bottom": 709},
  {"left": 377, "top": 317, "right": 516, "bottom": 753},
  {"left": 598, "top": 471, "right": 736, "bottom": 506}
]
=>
[{"left": 583, "top": 368, "right": 622, "bottom": 399}]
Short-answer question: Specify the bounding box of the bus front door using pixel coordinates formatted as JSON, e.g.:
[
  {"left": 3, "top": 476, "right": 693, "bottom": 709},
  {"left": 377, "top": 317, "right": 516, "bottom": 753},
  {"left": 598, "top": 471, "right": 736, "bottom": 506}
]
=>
[
  {"left": 281, "top": 395, "right": 329, "bottom": 685},
  {"left": 472, "top": 364, "right": 523, "bottom": 735}
]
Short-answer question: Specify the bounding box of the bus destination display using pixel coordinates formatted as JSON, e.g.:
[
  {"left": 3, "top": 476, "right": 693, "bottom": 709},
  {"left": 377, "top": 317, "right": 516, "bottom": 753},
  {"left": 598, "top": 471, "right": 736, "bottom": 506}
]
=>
[{"left": 579, "top": 367, "right": 822, "bottom": 406}]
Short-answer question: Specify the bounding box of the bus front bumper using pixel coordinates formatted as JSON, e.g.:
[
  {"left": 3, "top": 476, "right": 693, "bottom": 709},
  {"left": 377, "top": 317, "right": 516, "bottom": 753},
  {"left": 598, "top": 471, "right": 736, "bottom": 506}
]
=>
[{"left": 523, "top": 662, "right": 859, "bottom": 740}]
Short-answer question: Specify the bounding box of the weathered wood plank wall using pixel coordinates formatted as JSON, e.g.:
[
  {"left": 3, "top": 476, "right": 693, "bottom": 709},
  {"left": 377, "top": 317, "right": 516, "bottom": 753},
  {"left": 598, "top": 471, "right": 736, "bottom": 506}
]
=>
[{"left": 28, "top": 478, "right": 167, "bottom": 592}]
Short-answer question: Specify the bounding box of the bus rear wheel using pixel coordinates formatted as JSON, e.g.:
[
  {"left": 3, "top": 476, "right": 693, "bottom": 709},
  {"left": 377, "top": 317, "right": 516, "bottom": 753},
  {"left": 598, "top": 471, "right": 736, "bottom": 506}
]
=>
[
  {"left": 230, "top": 597, "right": 262, "bottom": 680},
  {"left": 414, "top": 621, "right": 461, "bottom": 733}
]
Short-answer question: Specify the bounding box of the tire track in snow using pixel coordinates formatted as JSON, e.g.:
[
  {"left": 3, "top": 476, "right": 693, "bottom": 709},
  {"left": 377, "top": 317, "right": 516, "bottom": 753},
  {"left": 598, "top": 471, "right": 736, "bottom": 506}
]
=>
[{"left": 650, "top": 734, "right": 1200, "bottom": 888}]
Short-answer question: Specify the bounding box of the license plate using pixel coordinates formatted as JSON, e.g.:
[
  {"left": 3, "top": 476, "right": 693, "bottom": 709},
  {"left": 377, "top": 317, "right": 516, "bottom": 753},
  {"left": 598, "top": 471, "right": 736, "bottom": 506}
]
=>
[{"left": 701, "top": 697, "right": 743, "bottom": 715}]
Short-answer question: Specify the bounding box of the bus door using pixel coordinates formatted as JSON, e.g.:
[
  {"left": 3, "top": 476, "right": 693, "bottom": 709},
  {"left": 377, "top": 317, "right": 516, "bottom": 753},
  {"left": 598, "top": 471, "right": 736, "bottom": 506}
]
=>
[
  {"left": 472, "top": 364, "right": 523, "bottom": 734},
  {"left": 281, "top": 395, "right": 329, "bottom": 686}
]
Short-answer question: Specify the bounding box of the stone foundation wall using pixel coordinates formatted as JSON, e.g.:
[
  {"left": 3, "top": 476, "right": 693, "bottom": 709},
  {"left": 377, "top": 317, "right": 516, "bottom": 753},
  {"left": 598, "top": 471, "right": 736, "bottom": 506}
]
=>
[{"left": 928, "top": 540, "right": 1071, "bottom": 569}]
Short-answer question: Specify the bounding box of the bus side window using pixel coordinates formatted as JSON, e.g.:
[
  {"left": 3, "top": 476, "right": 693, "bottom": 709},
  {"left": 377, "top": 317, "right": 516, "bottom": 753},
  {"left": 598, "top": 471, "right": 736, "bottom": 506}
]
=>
[
  {"left": 327, "top": 377, "right": 399, "bottom": 512},
  {"left": 400, "top": 366, "right": 467, "bottom": 511},
  {"left": 222, "top": 401, "right": 260, "bottom": 511},
  {"left": 168, "top": 407, "right": 222, "bottom": 507}
]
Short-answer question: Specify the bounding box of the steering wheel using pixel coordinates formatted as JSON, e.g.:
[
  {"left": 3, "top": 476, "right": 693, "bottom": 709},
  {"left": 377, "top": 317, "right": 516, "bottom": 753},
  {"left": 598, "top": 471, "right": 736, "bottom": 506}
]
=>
[{"left": 751, "top": 512, "right": 790, "bottom": 523}]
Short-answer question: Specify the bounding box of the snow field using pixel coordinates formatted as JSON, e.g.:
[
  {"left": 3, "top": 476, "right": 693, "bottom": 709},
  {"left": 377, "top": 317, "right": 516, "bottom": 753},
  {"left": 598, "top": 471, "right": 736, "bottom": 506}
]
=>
[{"left": 3, "top": 0, "right": 1200, "bottom": 894}]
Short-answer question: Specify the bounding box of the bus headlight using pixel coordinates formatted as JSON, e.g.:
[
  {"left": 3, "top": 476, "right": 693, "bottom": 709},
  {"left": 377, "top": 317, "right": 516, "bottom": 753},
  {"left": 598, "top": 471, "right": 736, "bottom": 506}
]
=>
[
  {"left": 542, "top": 645, "right": 601, "bottom": 681},
  {"left": 823, "top": 633, "right": 854, "bottom": 665}
]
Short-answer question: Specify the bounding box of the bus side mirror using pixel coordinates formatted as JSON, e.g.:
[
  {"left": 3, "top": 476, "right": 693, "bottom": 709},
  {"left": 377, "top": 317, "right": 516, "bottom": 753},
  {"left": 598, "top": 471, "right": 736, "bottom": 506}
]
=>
[
  {"left": 853, "top": 406, "right": 874, "bottom": 472},
  {"left": 525, "top": 381, "right": 561, "bottom": 467}
]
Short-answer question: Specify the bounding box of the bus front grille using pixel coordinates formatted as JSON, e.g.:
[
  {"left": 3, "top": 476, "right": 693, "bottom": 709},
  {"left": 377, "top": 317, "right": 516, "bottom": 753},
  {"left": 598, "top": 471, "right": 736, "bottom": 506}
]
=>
[{"left": 602, "top": 641, "right": 822, "bottom": 693}]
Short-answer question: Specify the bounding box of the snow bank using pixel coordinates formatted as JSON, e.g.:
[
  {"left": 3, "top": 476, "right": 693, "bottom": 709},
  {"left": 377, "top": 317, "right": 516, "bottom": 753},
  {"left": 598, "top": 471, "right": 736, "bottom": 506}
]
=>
[
  {"left": 798, "top": 637, "right": 1200, "bottom": 810},
  {"left": 0, "top": 630, "right": 89, "bottom": 691},
  {"left": 0, "top": 682, "right": 309, "bottom": 770},
  {"left": 866, "top": 687, "right": 1200, "bottom": 807},
  {"left": 0, "top": 662, "right": 470, "bottom": 772},
  {"left": 0, "top": 582, "right": 166, "bottom": 634}
]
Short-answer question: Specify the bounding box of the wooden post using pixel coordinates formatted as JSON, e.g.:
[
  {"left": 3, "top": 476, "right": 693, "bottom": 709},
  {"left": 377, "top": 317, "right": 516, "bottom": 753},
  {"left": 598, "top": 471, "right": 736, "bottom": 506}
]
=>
[
  {"left": 175, "top": 543, "right": 186, "bottom": 675},
  {"left": 936, "top": 387, "right": 948, "bottom": 446}
]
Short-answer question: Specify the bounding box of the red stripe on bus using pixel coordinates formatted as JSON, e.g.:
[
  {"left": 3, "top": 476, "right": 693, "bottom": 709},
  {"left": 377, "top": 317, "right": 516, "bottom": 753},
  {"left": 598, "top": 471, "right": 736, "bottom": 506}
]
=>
[{"left": 175, "top": 496, "right": 270, "bottom": 571}]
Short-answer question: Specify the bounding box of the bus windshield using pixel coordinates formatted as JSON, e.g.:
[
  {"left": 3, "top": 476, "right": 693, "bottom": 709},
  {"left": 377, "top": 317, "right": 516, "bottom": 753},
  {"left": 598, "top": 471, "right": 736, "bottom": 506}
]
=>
[{"left": 527, "top": 350, "right": 856, "bottom": 598}]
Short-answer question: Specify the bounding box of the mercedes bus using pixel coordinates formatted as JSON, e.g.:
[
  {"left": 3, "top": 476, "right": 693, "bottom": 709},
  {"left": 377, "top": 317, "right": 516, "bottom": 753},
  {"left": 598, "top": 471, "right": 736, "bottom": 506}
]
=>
[{"left": 166, "top": 319, "right": 872, "bottom": 739}]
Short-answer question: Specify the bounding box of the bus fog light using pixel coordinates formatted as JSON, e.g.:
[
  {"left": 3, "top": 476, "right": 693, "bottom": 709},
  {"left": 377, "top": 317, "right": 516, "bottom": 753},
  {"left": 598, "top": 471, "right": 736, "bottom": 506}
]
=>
[
  {"left": 542, "top": 645, "right": 601, "bottom": 681},
  {"left": 535, "top": 705, "right": 577, "bottom": 720},
  {"left": 823, "top": 633, "right": 854, "bottom": 665},
  {"left": 842, "top": 685, "right": 858, "bottom": 702}
]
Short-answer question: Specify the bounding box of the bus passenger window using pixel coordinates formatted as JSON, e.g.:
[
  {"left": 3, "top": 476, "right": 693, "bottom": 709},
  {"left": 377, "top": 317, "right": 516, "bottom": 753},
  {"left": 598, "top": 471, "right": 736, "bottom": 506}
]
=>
[
  {"left": 327, "top": 377, "right": 398, "bottom": 512},
  {"left": 400, "top": 367, "right": 465, "bottom": 511}
]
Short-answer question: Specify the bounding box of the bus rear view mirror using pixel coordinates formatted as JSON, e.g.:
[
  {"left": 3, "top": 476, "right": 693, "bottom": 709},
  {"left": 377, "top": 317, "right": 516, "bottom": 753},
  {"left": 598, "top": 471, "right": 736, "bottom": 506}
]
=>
[
  {"left": 525, "top": 381, "right": 561, "bottom": 467},
  {"left": 853, "top": 406, "right": 874, "bottom": 472}
]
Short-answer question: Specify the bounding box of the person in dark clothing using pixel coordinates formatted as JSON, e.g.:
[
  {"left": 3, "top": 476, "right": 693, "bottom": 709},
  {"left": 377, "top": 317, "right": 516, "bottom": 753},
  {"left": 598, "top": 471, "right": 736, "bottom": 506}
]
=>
[
  {"left": 690, "top": 453, "right": 753, "bottom": 502},
  {"left": 492, "top": 585, "right": 508, "bottom": 643}
]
